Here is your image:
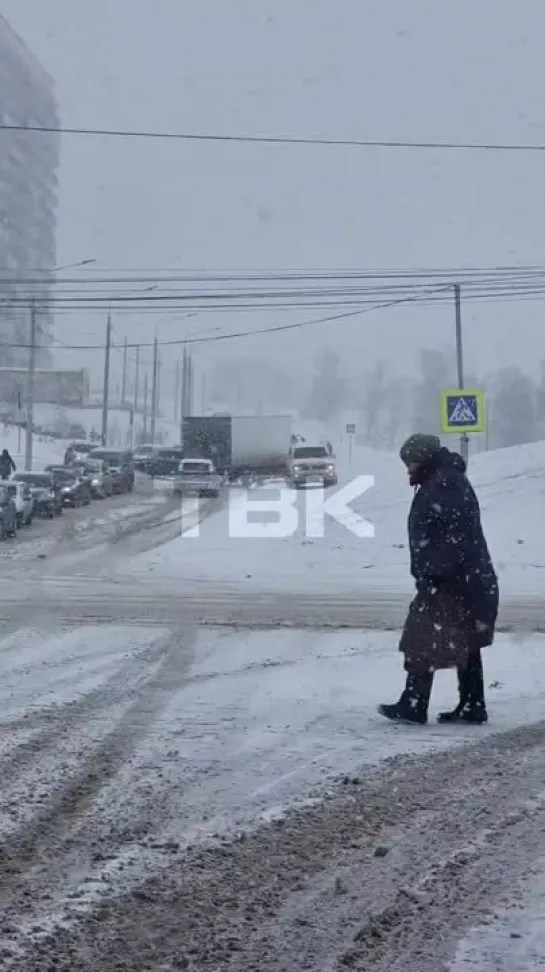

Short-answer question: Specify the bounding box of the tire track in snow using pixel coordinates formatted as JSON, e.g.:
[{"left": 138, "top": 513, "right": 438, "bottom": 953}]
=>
[
  {"left": 6, "top": 721, "right": 545, "bottom": 972},
  {"left": 2, "top": 587, "right": 544, "bottom": 632},
  {"left": 0, "top": 626, "right": 199, "bottom": 924}
]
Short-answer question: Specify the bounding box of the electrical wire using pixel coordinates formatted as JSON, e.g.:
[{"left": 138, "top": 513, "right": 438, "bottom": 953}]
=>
[
  {"left": 5, "top": 276, "right": 545, "bottom": 314},
  {"left": 3, "top": 271, "right": 545, "bottom": 351},
  {"left": 2, "top": 265, "right": 545, "bottom": 286},
  {"left": 0, "top": 285, "right": 453, "bottom": 350},
  {"left": 3, "top": 122, "right": 545, "bottom": 153}
]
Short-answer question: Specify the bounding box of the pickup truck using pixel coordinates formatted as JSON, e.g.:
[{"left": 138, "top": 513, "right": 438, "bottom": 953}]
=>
[{"left": 173, "top": 458, "right": 222, "bottom": 498}]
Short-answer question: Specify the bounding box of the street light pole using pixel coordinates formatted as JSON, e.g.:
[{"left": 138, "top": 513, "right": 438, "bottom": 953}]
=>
[{"left": 24, "top": 299, "right": 37, "bottom": 471}]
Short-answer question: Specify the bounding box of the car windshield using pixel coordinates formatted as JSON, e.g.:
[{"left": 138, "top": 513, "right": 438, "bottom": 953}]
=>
[
  {"left": 0, "top": 487, "right": 8, "bottom": 503},
  {"left": 72, "top": 443, "right": 93, "bottom": 452},
  {"left": 292, "top": 446, "right": 328, "bottom": 458},
  {"left": 159, "top": 450, "right": 183, "bottom": 459},
  {"left": 14, "top": 473, "right": 50, "bottom": 487},
  {"left": 91, "top": 451, "right": 122, "bottom": 463},
  {"left": 182, "top": 461, "right": 210, "bottom": 473},
  {"left": 51, "top": 469, "right": 75, "bottom": 481},
  {"left": 6, "top": 484, "right": 17, "bottom": 495}
]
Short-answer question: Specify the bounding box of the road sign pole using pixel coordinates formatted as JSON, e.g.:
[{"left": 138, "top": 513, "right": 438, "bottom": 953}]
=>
[
  {"left": 454, "top": 283, "right": 469, "bottom": 463},
  {"left": 345, "top": 423, "right": 356, "bottom": 463}
]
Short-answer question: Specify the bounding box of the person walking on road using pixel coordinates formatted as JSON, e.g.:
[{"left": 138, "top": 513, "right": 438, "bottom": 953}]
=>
[
  {"left": 379, "top": 433, "right": 499, "bottom": 726},
  {"left": 0, "top": 448, "right": 16, "bottom": 480}
]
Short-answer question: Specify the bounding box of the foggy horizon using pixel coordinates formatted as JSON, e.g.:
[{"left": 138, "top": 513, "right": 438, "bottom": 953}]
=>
[{"left": 3, "top": 0, "right": 545, "bottom": 416}]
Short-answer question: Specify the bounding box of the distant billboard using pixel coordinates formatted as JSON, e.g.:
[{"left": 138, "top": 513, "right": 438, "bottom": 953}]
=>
[{"left": 0, "top": 368, "right": 89, "bottom": 406}]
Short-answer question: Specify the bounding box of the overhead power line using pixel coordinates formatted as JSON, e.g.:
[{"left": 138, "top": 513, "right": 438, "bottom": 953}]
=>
[
  {"left": 4, "top": 270, "right": 545, "bottom": 312},
  {"left": 2, "top": 122, "right": 545, "bottom": 153},
  {"left": 1, "top": 286, "right": 452, "bottom": 351},
  {"left": 1, "top": 263, "right": 544, "bottom": 277},
  {"left": 2, "top": 265, "right": 545, "bottom": 286}
]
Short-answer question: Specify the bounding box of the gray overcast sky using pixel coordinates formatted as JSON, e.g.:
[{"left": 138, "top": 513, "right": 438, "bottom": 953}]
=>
[{"left": 3, "top": 0, "right": 545, "bottom": 394}]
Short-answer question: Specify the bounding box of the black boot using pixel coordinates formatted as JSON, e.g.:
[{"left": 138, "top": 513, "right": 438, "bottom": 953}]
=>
[
  {"left": 438, "top": 650, "right": 488, "bottom": 724},
  {"left": 379, "top": 672, "right": 433, "bottom": 725}
]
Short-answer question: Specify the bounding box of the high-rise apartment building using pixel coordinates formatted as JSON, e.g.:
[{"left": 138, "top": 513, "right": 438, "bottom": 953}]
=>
[{"left": 0, "top": 14, "right": 59, "bottom": 366}]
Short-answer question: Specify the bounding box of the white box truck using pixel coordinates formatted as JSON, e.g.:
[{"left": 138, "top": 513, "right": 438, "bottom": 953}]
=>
[{"left": 182, "top": 415, "right": 292, "bottom": 480}]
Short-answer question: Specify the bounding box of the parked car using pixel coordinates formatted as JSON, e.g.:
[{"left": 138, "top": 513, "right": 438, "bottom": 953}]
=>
[
  {"left": 74, "top": 458, "right": 113, "bottom": 498},
  {"left": 133, "top": 443, "right": 160, "bottom": 472},
  {"left": 0, "top": 485, "right": 17, "bottom": 538},
  {"left": 45, "top": 466, "right": 92, "bottom": 507},
  {"left": 89, "top": 449, "right": 135, "bottom": 493},
  {"left": 12, "top": 472, "right": 62, "bottom": 517},
  {"left": 147, "top": 446, "right": 184, "bottom": 477},
  {"left": 6, "top": 481, "right": 33, "bottom": 527}
]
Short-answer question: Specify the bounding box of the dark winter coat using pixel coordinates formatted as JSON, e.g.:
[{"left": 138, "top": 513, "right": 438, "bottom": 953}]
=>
[
  {"left": 0, "top": 451, "right": 15, "bottom": 479},
  {"left": 400, "top": 447, "right": 499, "bottom": 673}
]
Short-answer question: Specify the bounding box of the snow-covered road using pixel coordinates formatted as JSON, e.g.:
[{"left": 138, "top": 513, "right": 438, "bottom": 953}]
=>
[
  {"left": 1, "top": 619, "right": 545, "bottom": 971},
  {"left": 0, "top": 581, "right": 543, "bottom": 633},
  {"left": 1, "top": 440, "right": 545, "bottom": 970}
]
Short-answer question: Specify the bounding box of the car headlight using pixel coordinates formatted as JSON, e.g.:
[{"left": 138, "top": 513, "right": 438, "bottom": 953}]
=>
[
  {"left": 61, "top": 486, "right": 71, "bottom": 493},
  {"left": 293, "top": 465, "right": 301, "bottom": 472},
  {"left": 92, "top": 478, "right": 100, "bottom": 486},
  {"left": 326, "top": 464, "right": 334, "bottom": 471}
]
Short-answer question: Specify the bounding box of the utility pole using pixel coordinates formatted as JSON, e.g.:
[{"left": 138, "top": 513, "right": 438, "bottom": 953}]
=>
[
  {"left": 101, "top": 312, "right": 112, "bottom": 446},
  {"left": 121, "top": 336, "right": 128, "bottom": 403},
  {"left": 180, "top": 347, "right": 187, "bottom": 442},
  {"left": 187, "top": 353, "right": 193, "bottom": 417},
  {"left": 143, "top": 372, "right": 148, "bottom": 440},
  {"left": 24, "top": 299, "right": 37, "bottom": 471},
  {"left": 454, "top": 283, "right": 469, "bottom": 464},
  {"left": 133, "top": 345, "right": 140, "bottom": 412},
  {"left": 174, "top": 358, "right": 180, "bottom": 422},
  {"left": 150, "top": 336, "right": 158, "bottom": 443}
]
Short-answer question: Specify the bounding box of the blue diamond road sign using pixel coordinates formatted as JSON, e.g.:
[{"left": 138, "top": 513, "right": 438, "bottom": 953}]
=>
[{"left": 440, "top": 388, "right": 484, "bottom": 434}]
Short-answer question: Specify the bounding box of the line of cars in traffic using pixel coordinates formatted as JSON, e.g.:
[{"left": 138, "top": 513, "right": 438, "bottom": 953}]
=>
[
  {"left": 131, "top": 444, "right": 221, "bottom": 497},
  {"left": 0, "top": 441, "right": 136, "bottom": 540}
]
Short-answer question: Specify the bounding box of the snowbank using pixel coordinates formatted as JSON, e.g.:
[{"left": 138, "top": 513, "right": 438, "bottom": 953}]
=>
[
  {"left": 122, "top": 436, "right": 545, "bottom": 598},
  {"left": 1, "top": 425, "right": 69, "bottom": 470}
]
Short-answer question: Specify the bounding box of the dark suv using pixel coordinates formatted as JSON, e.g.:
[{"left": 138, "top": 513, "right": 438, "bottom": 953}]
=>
[{"left": 89, "top": 449, "right": 135, "bottom": 493}]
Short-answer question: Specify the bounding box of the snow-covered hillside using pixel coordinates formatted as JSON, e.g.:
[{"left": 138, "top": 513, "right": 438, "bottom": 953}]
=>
[
  {"left": 0, "top": 426, "right": 70, "bottom": 470},
  {"left": 123, "top": 436, "right": 545, "bottom": 598}
]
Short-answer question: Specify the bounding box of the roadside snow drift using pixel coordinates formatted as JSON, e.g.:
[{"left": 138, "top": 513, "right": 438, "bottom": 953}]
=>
[{"left": 124, "top": 438, "right": 545, "bottom": 598}]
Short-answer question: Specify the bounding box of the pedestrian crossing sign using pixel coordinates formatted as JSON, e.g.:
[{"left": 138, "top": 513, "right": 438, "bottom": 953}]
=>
[{"left": 440, "top": 388, "right": 484, "bottom": 433}]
